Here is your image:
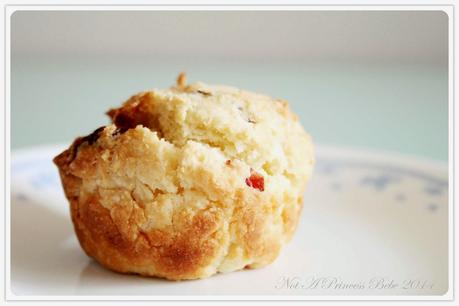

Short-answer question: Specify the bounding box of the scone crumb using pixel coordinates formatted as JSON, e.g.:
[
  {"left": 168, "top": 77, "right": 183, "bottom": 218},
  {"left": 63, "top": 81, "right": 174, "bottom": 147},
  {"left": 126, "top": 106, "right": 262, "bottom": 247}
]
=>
[{"left": 177, "top": 72, "right": 187, "bottom": 88}]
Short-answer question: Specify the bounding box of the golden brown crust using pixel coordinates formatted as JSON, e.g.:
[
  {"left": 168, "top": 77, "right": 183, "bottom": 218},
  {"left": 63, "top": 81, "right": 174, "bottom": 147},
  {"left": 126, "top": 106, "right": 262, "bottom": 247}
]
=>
[
  {"left": 54, "top": 78, "right": 314, "bottom": 280},
  {"left": 74, "top": 194, "right": 223, "bottom": 280}
]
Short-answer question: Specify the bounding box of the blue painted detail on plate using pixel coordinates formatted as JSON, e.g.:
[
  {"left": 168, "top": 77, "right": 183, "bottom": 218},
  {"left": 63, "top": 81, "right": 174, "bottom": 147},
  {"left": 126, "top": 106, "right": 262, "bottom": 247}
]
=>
[
  {"left": 316, "top": 158, "right": 447, "bottom": 212},
  {"left": 395, "top": 193, "right": 406, "bottom": 202},
  {"left": 360, "top": 174, "right": 399, "bottom": 191},
  {"left": 317, "top": 158, "right": 447, "bottom": 187},
  {"left": 15, "top": 192, "right": 29, "bottom": 201},
  {"left": 424, "top": 185, "right": 444, "bottom": 196},
  {"left": 426, "top": 203, "right": 439, "bottom": 213}
]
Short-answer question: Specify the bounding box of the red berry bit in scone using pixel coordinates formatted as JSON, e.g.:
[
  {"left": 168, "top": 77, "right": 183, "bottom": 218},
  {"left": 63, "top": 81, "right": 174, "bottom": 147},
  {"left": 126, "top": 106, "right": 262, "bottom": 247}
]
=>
[{"left": 245, "top": 169, "right": 265, "bottom": 192}]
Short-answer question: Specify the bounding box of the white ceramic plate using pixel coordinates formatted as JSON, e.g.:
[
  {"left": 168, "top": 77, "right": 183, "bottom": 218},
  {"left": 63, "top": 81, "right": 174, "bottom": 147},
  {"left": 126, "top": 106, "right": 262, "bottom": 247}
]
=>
[{"left": 10, "top": 144, "right": 449, "bottom": 297}]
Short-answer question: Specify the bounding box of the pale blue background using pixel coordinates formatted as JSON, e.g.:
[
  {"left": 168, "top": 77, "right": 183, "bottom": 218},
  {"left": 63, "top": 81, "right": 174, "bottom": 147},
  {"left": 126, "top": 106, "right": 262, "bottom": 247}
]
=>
[{"left": 11, "top": 11, "right": 448, "bottom": 161}]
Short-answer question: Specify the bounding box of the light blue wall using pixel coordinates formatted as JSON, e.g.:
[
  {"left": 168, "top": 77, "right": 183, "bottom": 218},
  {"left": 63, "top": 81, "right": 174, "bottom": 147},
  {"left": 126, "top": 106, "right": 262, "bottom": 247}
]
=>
[{"left": 11, "top": 58, "right": 448, "bottom": 160}]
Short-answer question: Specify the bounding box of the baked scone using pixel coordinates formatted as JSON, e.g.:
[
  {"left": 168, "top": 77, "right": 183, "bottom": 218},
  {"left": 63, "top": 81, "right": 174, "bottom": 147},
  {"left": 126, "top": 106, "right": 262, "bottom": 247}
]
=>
[{"left": 54, "top": 74, "right": 315, "bottom": 280}]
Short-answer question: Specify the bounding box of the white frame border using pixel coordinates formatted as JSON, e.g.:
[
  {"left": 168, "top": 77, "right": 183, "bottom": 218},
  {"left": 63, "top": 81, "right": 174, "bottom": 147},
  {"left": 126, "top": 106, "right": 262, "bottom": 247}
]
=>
[{"left": 3, "top": 3, "right": 455, "bottom": 302}]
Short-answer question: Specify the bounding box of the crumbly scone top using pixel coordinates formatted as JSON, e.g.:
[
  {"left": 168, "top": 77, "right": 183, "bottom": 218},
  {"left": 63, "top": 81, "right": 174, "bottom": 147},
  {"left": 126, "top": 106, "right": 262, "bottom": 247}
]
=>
[{"left": 106, "top": 75, "right": 314, "bottom": 193}]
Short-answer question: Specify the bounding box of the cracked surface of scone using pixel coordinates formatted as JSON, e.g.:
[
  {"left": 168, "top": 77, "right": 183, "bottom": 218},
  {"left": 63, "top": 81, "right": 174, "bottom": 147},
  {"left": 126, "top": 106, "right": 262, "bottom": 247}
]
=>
[{"left": 54, "top": 76, "right": 315, "bottom": 280}]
